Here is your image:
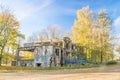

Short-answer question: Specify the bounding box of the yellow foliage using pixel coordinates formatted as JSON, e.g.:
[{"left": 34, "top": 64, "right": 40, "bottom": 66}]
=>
[{"left": 72, "top": 6, "right": 113, "bottom": 62}]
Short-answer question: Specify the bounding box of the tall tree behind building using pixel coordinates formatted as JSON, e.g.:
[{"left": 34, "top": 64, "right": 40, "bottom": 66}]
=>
[
  {"left": 28, "top": 24, "right": 62, "bottom": 42},
  {"left": 72, "top": 6, "right": 114, "bottom": 63}
]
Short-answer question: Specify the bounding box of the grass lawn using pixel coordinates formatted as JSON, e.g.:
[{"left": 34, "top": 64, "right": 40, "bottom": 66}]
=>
[
  {"left": 0, "top": 64, "right": 100, "bottom": 73},
  {"left": 0, "top": 63, "right": 120, "bottom": 73}
]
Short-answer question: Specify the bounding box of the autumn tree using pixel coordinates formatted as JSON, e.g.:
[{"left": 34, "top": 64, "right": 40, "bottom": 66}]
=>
[
  {"left": 116, "top": 45, "right": 120, "bottom": 54},
  {"left": 72, "top": 6, "right": 114, "bottom": 63},
  {"left": 0, "top": 6, "right": 24, "bottom": 66},
  {"left": 95, "top": 10, "right": 113, "bottom": 62},
  {"left": 72, "top": 6, "right": 94, "bottom": 61}
]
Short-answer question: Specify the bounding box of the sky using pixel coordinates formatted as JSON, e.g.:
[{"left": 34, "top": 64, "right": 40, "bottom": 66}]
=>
[{"left": 0, "top": 0, "right": 120, "bottom": 38}]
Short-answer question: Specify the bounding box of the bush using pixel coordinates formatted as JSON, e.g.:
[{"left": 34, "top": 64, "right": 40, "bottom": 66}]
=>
[{"left": 106, "top": 61, "right": 117, "bottom": 65}]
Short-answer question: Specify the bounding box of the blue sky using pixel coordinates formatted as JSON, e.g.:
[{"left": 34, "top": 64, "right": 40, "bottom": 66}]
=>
[{"left": 0, "top": 0, "right": 120, "bottom": 38}]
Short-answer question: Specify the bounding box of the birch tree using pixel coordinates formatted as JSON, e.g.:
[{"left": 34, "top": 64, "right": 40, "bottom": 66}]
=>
[{"left": 72, "top": 6, "right": 113, "bottom": 63}]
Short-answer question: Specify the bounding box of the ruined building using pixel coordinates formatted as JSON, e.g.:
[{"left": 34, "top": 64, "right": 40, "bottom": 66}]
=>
[{"left": 16, "top": 37, "right": 75, "bottom": 67}]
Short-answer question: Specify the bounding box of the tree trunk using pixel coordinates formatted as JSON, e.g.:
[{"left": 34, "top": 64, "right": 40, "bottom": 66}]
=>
[
  {"left": 0, "top": 45, "right": 5, "bottom": 66},
  {"left": 6, "top": 58, "right": 8, "bottom": 65},
  {"left": 0, "top": 55, "right": 2, "bottom": 66},
  {"left": 100, "top": 51, "right": 103, "bottom": 63}
]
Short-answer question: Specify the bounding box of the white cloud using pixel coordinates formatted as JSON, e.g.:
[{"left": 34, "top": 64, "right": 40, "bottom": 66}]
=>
[
  {"left": 0, "top": 0, "right": 55, "bottom": 37},
  {"left": 0, "top": 0, "right": 54, "bottom": 21},
  {"left": 113, "top": 17, "right": 120, "bottom": 36},
  {"left": 39, "top": 0, "right": 54, "bottom": 9},
  {"left": 114, "top": 17, "right": 120, "bottom": 27}
]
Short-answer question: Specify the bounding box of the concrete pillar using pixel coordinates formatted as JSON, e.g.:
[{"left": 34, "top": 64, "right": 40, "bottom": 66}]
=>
[
  {"left": 16, "top": 49, "right": 20, "bottom": 66},
  {"left": 59, "top": 48, "right": 61, "bottom": 66}
]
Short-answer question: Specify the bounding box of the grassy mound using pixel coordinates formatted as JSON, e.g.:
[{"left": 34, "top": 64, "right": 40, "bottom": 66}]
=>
[{"left": 106, "top": 61, "right": 117, "bottom": 65}]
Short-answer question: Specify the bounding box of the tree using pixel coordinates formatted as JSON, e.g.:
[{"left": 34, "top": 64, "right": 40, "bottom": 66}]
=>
[
  {"left": 72, "top": 6, "right": 94, "bottom": 61},
  {"left": 20, "top": 51, "right": 34, "bottom": 60},
  {"left": 48, "top": 24, "right": 62, "bottom": 39},
  {"left": 72, "top": 6, "right": 113, "bottom": 63},
  {"left": 27, "top": 24, "right": 62, "bottom": 42},
  {"left": 72, "top": 6, "right": 94, "bottom": 45},
  {"left": 95, "top": 10, "right": 112, "bottom": 62},
  {"left": 2, "top": 52, "right": 15, "bottom": 65},
  {"left": 0, "top": 6, "right": 24, "bottom": 66},
  {"left": 116, "top": 45, "right": 120, "bottom": 54}
]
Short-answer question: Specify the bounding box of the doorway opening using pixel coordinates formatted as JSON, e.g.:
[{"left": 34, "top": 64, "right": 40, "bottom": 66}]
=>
[{"left": 36, "top": 63, "right": 41, "bottom": 67}]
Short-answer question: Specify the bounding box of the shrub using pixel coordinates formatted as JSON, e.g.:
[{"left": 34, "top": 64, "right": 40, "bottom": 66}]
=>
[{"left": 106, "top": 61, "right": 117, "bottom": 65}]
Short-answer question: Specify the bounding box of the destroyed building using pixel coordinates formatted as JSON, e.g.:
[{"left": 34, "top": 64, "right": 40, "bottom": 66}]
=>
[{"left": 16, "top": 37, "right": 75, "bottom": 67}]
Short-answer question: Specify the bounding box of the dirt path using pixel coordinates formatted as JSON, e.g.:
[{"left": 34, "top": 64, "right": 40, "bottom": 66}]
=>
[
  {"left": 0, "top": 65, "right": 120, "bottom": 80},
  {"left": 0, "top": 72, "right": 120, "bottom": 80}
]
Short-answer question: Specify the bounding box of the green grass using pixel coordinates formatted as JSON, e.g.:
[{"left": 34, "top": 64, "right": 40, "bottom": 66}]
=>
[
  {"left": 0, "top": 64, "right": 100, "bottom": 73},
  {"left": 2, "top": 63, "right": 119, "bottom": 73}
]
